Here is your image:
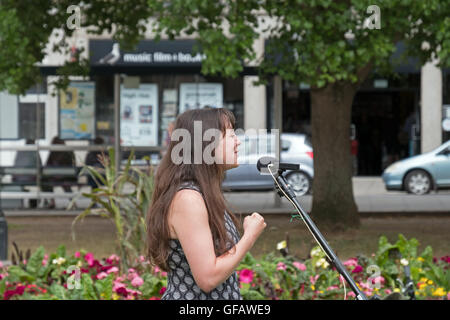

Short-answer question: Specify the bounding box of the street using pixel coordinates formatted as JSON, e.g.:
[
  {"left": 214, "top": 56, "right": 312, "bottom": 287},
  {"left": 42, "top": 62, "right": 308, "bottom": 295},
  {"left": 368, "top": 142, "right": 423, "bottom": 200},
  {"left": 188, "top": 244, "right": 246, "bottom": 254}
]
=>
[{"left": 2, "top": 177, "right": 450, "bottom": 217}]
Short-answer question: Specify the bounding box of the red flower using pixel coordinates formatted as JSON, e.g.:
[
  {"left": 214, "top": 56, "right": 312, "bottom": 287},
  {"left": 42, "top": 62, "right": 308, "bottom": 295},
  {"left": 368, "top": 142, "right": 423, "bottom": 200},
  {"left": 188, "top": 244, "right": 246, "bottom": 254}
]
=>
[
  {"left": 100, "top": 265, "right": 114, "bottom": 273},
  {"left": 3, "top": 285, "right": 26, "bottom": 300},
  {"left": 159, "top": 287, "right": 166, "bottom": 295},
  {"left": 116, "top": 287, "right": 128, "bottom": 296},
  {"left": 352, "top": 265, "right": 363, "bottom": 273}
]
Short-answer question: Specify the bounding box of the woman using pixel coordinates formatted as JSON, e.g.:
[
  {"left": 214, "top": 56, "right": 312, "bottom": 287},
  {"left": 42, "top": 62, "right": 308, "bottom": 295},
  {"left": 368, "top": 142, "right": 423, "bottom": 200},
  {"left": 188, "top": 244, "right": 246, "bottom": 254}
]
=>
[{"left": 146, "top": 107, "right": 266, "bottom": 300}]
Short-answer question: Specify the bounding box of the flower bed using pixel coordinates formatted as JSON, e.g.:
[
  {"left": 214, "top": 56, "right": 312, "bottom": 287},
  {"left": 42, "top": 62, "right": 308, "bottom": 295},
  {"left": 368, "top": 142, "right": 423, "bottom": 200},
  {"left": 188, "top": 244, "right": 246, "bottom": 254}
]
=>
[{"left": 0, "top": 234, "right": 448, "bottom": 300}]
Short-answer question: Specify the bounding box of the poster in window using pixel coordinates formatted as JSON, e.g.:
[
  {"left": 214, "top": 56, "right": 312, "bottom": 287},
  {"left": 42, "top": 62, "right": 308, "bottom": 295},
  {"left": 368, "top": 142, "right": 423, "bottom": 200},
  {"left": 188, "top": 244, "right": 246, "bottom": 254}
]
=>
[
  {"left": 59, "top": 82, "right": 95, "bottom": 139},
  {"left": 179, "top": 83, "right": 223, "bottom": 114},
  {"left": 120, "top": 84, "right": 158, "bottom": 146}
]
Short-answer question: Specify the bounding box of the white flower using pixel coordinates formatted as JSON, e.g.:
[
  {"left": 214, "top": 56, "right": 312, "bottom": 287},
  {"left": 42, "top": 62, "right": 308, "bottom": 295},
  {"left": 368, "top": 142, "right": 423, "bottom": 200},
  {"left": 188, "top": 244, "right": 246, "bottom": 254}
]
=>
[
  {"left": 52, "top": 257, "right": 66, "bottom": 265},
  {"left": 316, "top": 258, "right": 330, "bottom": 269},
  {"left": 311, "top": 247, "right": 322, "bottom": 258},
  {"left": 400, "top": 258, "right": 409, "bottom": 266}
]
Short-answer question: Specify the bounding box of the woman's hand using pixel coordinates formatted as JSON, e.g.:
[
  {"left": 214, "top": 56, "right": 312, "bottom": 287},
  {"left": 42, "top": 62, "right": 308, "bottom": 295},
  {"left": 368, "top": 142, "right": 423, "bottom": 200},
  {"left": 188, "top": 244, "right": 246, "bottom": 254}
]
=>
[{"left": 243, "top": 212, "right": 267, "bottom": 246}]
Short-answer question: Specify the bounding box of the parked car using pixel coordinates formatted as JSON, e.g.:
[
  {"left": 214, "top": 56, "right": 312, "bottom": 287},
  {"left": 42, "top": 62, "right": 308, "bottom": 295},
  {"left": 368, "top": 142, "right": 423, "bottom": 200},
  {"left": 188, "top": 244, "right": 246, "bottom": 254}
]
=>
[
  {"left": 382, "top": 140, "right": 450, "bottom": 195},
  {"left": 222, "top": 133, "right": 314, "bottom": 196}
]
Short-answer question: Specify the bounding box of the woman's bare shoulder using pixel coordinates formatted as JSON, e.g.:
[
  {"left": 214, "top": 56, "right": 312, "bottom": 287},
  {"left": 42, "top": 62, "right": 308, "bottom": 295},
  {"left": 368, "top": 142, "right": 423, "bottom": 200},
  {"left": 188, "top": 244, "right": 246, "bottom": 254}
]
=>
[
  {"left": 168, "top": 189, "right": 208, "bottom": 238},
  {"left": 169, "top": 189, "right": 207, "bottom": 216}
]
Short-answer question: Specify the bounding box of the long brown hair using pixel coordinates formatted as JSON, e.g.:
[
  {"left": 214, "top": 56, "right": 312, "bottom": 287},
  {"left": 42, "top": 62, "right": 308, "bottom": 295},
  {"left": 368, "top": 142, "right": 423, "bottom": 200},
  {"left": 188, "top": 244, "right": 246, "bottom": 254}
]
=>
[{"left": 146, "top": 107, "right": 241, "bottom": 271}]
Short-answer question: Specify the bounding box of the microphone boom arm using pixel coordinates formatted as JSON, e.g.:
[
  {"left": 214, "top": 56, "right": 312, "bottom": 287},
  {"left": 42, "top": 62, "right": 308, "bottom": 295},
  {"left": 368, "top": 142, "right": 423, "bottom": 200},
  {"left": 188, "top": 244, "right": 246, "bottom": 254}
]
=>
[{"left": 269, "top": 165, "right": 374, "bottom": 300}]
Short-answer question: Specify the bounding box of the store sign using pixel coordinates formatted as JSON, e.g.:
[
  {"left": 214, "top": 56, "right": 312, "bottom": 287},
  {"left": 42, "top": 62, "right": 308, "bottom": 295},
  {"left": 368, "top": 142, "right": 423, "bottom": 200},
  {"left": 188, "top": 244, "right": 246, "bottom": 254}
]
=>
[
  {"left": 89, "top": 40, "right": 206, "bottom": 67},
  {"left": 59, "top": 82, "right": 95, "bottom": 140},
  {"left": 120, "top": 84, "right": 158, "bottom": 146},
  {"left": 179, "top": 83, "right": 223, "bottom": 113}
]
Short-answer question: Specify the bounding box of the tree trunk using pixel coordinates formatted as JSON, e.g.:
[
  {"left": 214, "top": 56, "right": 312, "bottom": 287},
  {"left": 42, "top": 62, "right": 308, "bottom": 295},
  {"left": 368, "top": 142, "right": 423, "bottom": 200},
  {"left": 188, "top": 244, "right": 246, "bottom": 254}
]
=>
[{"left": 310, "top": 82, "right": 359, "bottom": 231}]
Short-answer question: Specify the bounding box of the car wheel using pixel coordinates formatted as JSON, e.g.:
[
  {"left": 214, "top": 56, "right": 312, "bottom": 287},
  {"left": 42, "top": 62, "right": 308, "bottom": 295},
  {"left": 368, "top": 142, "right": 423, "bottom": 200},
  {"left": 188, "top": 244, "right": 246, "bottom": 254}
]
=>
[
  {"left": 404, "top": 170, "right": 432, "bottom": 195},
  {"left": 286, "top": 171, "right": 311, "bottom": 196}
]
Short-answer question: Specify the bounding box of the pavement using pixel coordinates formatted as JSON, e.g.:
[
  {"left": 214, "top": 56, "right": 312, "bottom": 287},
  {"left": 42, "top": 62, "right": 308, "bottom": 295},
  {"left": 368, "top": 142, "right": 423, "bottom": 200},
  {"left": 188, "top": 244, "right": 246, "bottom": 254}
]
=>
[{"left": 2, "top": 177, "right": 450, "bottom": 217}]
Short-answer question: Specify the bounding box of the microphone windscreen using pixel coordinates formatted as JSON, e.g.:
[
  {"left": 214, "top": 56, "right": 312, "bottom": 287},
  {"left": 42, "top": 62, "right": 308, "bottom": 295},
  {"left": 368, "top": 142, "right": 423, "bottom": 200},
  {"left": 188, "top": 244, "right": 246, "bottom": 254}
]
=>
[{"left": 256, "top": 156, "right": 279, "bottom": 174}]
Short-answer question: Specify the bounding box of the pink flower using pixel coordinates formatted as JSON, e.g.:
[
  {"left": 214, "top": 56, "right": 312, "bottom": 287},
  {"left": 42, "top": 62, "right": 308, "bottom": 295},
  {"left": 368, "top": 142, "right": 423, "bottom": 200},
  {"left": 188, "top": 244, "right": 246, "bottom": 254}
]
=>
[
  {"left": 42, "top": 254, "right": 48, "bottom": 266},
  {"left": 84, "top": 252, "right": 94, "bottom": 266},
  {"left": 310, "top": 275, "right": 319, "bottom": 285},
  {"left": 343, "top": 258, "right": 358, "bottom": 267},
  {"left": 370, "top": 276, "right": 385, "bottom": 286},
  {"left": 149, "top": 296, "right": 160, "bottom": 300},
  {"left": 385, "top": 289, "right": 392, "bottom": 295},
  {"left": 154, "top": 266, "right": 161, "bottom": 273},
  {"left": 447, "top": 292, "right": 450, "bottom": 300},
  {"left": 239, "top": 269, "right": 254, "bottom": 284},
  {"left": 359, "top": 282, "right": 371, "bottom": 290},
  {"left": 106, "top": 254, "right": 120, "bottom": 265},
  {"left": 128, "top": 268, "right": 136, "bottom": 274},
  {"left": 0, "top": 261, "right": 3, "bottom": 268},
  {"left": 128, "top": 272, "right": 138, "bottom": 282},
  {"left": 352, "top": 265, "right": 363, "bottom": 273},
  {"left": 96, "top": 272, "right": 108, "bottom": 280},
  {"left": 347, "top": 292, "right": 356, "bottom": 298},
  {"left": 139, "top": 255, "right": 146, "bottom": 263},
  {"left": 131, "top": 276, "right": 144, "bottom": 287},
  {"left": 293, "top": 261, "right": 307, "bottom": 271},
  {"left": 327, "top": 285, "right": 339, "bottom": 290},
  {"left": 276, "top": 262, "right": 287, "bottom": 271},
  {"left": 159, "top": 287, "right": 166, "bottom": 295},
  {"left": 74, "top": 252, "right": 81, "bottom": 258},
  {"left": 161, "top": 271, "right": 167, "bottom": 277},
  {"left": 107, "top": 266, "right": 119, "bottom": 274}
]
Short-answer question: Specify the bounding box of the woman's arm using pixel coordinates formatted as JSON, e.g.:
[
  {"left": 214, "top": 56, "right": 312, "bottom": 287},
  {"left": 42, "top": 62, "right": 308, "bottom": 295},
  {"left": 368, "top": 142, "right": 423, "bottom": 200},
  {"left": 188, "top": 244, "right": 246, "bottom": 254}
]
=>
[{"left": 169, "top": 189, "right": 265, "bottom": 293}]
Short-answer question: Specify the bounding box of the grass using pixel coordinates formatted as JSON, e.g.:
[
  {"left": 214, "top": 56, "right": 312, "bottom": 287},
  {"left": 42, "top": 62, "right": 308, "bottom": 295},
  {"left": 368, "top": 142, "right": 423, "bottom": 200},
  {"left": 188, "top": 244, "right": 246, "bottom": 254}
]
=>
[{"left": 4, "top": 215, "right": 450, "bottom": 262}]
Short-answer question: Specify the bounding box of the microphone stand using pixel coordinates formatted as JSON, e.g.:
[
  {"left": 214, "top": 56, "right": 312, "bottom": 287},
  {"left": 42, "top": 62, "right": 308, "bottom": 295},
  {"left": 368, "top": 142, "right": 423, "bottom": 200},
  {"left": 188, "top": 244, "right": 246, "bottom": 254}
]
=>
[{"left": 271, "top": 167, "right": 380, "bottom": 300}]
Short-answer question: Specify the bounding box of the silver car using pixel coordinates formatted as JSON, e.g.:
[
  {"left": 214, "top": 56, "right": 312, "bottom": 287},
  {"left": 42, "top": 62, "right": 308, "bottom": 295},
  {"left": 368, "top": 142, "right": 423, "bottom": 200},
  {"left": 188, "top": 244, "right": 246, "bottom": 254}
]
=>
[
  {"left": 222, "top": 133, "right": 314, "bottom": 196},
  {"left": 382, "top": 139, "right": 450, "bottom": 195}
]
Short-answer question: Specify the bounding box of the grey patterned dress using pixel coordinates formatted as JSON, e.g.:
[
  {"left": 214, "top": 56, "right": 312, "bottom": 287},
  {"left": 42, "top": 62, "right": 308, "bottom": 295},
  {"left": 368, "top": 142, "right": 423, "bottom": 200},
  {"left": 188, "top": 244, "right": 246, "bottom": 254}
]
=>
[{"left": 161, "top": 180, "right": 243, "bottom": 300}]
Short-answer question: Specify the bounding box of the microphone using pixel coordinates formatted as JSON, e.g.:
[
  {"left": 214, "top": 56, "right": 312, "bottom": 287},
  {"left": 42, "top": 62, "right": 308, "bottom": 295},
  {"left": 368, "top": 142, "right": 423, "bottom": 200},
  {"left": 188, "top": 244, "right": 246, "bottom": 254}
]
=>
[{"left": 256, "top": 156, "right": 299, "bottom": 174}]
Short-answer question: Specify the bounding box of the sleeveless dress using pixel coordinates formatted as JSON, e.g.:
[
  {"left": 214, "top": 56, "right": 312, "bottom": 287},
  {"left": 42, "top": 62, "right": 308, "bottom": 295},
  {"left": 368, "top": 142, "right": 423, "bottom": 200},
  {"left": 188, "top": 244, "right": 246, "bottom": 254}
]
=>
[{"left": 161, "top": 180, "right": 243, "bottom": 300}]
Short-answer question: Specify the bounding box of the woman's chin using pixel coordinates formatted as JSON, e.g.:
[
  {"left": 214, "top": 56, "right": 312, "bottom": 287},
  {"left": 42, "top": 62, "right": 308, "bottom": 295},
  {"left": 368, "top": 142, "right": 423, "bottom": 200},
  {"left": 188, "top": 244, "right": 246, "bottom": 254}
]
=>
[{"left": 224, "top": 162, "right": 239, "bottom": 170}]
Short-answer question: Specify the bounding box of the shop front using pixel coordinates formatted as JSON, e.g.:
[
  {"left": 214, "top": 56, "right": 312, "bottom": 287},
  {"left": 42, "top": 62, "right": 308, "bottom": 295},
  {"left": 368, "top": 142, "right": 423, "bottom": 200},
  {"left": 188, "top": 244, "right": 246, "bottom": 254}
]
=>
[{"left": 0, "top": 38, "right": 256, "bottom": 209}]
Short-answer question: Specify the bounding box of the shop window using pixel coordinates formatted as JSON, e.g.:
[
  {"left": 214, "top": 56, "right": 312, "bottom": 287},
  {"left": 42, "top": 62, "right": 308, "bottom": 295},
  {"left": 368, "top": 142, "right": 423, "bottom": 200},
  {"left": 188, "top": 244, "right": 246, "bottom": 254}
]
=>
[
  {"left": 19, "top": 103, "right": 45, "bottom": 139},
  {"left": 0, "top": 93, "right": 45, "bottom": 140}
]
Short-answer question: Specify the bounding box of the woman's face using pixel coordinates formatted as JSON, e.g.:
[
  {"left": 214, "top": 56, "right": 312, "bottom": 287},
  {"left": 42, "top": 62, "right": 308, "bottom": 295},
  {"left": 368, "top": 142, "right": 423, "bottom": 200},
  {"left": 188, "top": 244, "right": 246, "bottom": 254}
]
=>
[{"left": 215, "top": 124, "right": 241, "bottom": 170}]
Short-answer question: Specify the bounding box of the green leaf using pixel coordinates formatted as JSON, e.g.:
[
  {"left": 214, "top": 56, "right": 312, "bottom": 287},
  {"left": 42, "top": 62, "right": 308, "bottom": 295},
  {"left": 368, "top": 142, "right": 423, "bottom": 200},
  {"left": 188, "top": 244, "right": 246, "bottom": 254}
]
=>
[
  {"left": 26, "top": 246, "right": 45, "bottom": 276},
  {"left": 82, "top": 273, "right": 98, "bottom": 300},
  {"left": 95, "top": 273, "right": 114, "bottom": 300},
  {"left": 49, "top": 283, "right": 67, "bottom": 300},
  {"left": 0, "top": 279, "right": 6, "bottom": 297},
  {"left": 7, "top": 265, "right": 36, "bottom": 283},
  {"left": 56, "top": 245, "right": 66, "bottom": 259}
]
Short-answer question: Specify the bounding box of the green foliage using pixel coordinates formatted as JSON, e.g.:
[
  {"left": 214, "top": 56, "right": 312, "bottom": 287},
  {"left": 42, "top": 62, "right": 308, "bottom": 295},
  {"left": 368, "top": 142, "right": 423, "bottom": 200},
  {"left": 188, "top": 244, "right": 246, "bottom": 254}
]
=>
[
  {"left": 0, "top": 0, "right": 152, "bottom": 94},
  {"left": 70, "top": 147, "right": 155, "bottom": 272},
  {"left": 147, "top": 0, "right": 450, "bottom": 88},
  {"left": 0, "top": 237, "right": 448, "bottom": 300}
]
